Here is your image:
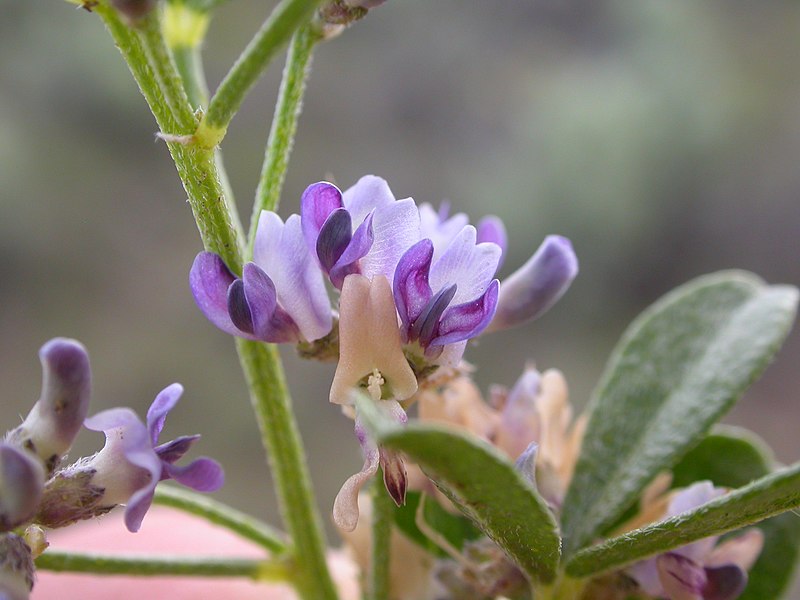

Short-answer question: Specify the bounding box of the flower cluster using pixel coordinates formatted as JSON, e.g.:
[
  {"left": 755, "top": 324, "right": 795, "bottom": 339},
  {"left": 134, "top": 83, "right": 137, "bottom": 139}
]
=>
[
  {"left": 0, "top": 339, "right": 223, "bottom": 598},
  {"left": 190, "top": 175, "right": 578, "bottom": 526}
]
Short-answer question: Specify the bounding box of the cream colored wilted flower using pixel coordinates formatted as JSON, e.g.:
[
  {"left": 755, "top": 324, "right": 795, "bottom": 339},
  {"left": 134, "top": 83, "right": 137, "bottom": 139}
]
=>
[{"left": 331, "top": 274, "right": 418, "bottom": 532}]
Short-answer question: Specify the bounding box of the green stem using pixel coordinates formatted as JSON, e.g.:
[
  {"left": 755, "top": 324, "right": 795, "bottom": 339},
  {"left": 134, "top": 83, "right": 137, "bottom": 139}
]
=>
[
  {"left": 236, "top": 339, "right": 339, "bottom": 600},
  {"left": 153, "top": 485, "right": 288, "bottom": 555},
  {"left": 36, "top": 551, "right": 287, "bottom": 580},
  {"left": 196, "top": 0, "right": 327, "bottom": 148},
  {"left": 94, "top": 6, "right": 337, "bottom": 599},
  {"left": 137, "top": 9, "right": 196, "bottom": 130},
  {"left": 163, "top": 0, "right": 211, "bottom": 108},
  {"left": 369, "top": 474, "right": 393, "bottom": 600},
  {"left": 96, "top": 3, "right": 244, "bottom": 263},
  {"left": 250, "top": 24, "right": 319, "bottom": 241}
]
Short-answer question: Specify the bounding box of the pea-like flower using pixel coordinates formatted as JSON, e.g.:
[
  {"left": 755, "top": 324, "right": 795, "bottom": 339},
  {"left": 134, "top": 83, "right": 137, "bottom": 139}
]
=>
[
  {"left": 190, "top": 211, "right": 332, "bottom": 344},
  {"left": 0, "top": 444, "right": 44, "bottom": 533},
  {"left": 300, "top": 176, "right": 420, "bottom": 289},
  {"left": 628, "top": 481, "right": 764, "bottom": 600},
  {"left": 84, "top": 383, "right": 224, "bottom": 532},
  {"left": 330, "top": 274, "right": 418, "bottom": 531}
]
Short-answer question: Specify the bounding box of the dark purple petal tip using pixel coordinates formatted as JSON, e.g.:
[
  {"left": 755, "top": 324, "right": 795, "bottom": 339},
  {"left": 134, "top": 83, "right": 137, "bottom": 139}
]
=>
[
  {"left": 703, "top": 564, "right": 747, "bottom": 600},
  {"left": 166, "top": 457, "right": 225, "bottom": 492},
  {"left": 190, "top": 252, "right": 247, "bottom": 337},
  {"left": 431, "top": 278, "right": 499, "bottom": 347},
  {"left": 316, "top": 208, "right": 353, "bottom": 273},
  {"left": 393, "top": 239, "right": 434, "bottom": 330},
  {"left": 301, "top": 182, "right": 344, "bottom": 253}
]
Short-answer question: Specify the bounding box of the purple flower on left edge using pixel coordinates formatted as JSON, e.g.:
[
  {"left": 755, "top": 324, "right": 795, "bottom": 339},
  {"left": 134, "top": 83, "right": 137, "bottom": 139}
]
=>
[
  {"left": 81, "top": 383, "right": 224, "bottom": 532},
  {"left": 628, "top": 481, "right": 764, "bottom": 600},
  {"left": 190, "top": 211, "right": 333, "bottom": 344}
]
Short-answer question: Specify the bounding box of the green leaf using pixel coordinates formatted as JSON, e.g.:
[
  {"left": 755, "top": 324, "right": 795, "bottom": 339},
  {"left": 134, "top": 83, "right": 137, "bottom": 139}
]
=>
[
  {"left": 565, "top": 461, "right": 800, "bottom": 577},
  {"left": 671, "top": 426, "right": 800, "bottom": 600},
  {"left": 561, "top": 271, "right": 798, "bottom": 556},
  {"left": 392, "top": 491, "right": 483, "bottom": 558},
  {"left": 356, "top": 395, "right": 561, "bottom": 583}
]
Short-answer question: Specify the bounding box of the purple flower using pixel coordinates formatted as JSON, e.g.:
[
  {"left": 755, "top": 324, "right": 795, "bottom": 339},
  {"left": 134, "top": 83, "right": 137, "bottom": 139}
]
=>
[
  {"left": 300, "top": 176, "right": 420, "bottom": 289},
  {"left": 629, "top": 481, "right": 764, "bottom": 600},
  {"left": 190, "top": 211, "right": 332, "bottom": 344},
  {"left": 83, "top": 384, "right": 224, "bottom": 532},
  {"left": 488, "top": 235, "right": 578, "bottom": 333},
  {"left": 0, "top": 534, "right": 34, "bottom": 600},
  {"left": 393, "top": 228, "right": 500, "bottom": 365},
  {"left": 6, "top": 338, "right": 91, "bottom": 475}
]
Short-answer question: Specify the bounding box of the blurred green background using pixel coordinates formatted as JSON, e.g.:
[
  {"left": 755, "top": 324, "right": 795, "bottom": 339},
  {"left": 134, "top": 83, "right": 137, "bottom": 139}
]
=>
[{"left": 1, "top": 0, "right": 799, "bottom": 562}]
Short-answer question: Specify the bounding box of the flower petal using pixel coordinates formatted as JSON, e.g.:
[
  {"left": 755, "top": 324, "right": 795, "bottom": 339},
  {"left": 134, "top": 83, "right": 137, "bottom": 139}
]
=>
[
  {"left": 333, "top": 417, "right": 380, "bottom": 532},
  {"left": 0, "top": 444, "right": 45, "bottom": 531},
  {"left": 702, "top": 564, "right": 747, "bottom": 600},
  {"left": 668, "top": 482, "right": 727, "bottom": 563},
  {"left": 657, "top": 553, "right": 706, "bottom": 600},
  {"left": 254, "top": 212, "right": 333, "bottom": 342},
  {"left": 412, "top": 284, "right": 457, "bottom": 347},
  {"left": 146, "top": 383, "right": 183, "bottom": 446},
  {"left": 496, "top": 367, "right": 541, "bottom": 460},
  {"left": 242, "top": 263, "right": 298, "bottom": 343},
  {"left": 154, "top": 434, "right": 199, "bottom": 465},
  {"left": 300, "top": 181, "right": 343, "bottom": 254},
  {"left": 360, "top": 198, "right": 421, "bottom": 284},
  {"left": 189, "top": 252, "right": 249, "bottom": 337},
  {"left": 705, "top": 528, "right": 764, "bottom": 571},
  {"left": 330, "top": 212, "right": 375, "bottom": 289},
  {"left": 513, "top": 442, "right": 539, "bottom": 487},
  {"left": 330, "top": 275, "right": 418, "bottom": 406},
  {"left": 429, "top": 225, "right": 501, "bottom": 306},
  {"left": 341, "top": 175, "right": 395, "bottom": 226},
  {"left": 476, "top": 216, "right": 508, "bottom": 272},
  {"left": 489, "top": 235, "right": 578, "bottom": 332},
  {"left": 164, "top": 457, "right": 225, "bottom": 492},
  {"left": 419, "top": 202, "right": 470, "bottom": 262},
  {"left": 393, "top": 239, "right": 434, "bottom": 332},
  {"left": 429, "top": 279, "right": 499, "bottom": 347},
  {"left": 316, "top": 208, "right": 353, "bottom": 273}
]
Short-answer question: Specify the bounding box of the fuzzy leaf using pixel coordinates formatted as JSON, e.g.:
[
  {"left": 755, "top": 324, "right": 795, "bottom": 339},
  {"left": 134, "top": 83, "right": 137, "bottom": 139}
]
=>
[
  {"left": 356, "top": 395, "right": 561, "bottom": 583},
  {"left": 565, "top": 461, "right": 800, "bottom": 577},
  {"left": 561, "top": 271, "right": 798, "bottom": 556}
]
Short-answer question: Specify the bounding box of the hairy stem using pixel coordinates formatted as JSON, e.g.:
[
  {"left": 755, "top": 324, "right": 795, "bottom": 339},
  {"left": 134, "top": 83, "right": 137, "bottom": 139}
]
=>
[
  {"left": 195, "top": 0, "right": 327, "bottom": 148},
  {"left": 250, "top": 24, "right": 320, "bottom": 241},
  {"left": 369, "top": 474, "right": 393, "bottom": 600},
  {"left": 37, "top": 551, "right": 287, "bottom": 581},
  {"left": 236, "top": 339, "right": 339, "bottom": 600},
  {"left": 94, "top": 4, "right": 337, "bottom": 599}
]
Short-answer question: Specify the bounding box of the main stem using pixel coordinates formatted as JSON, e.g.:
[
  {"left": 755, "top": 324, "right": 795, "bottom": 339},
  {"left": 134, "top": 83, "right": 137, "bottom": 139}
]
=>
[
  {"left": 96, "top": 5, "right": 336, "bottom": 599},
  {"left": 369, "top": 474, "right": 393, "bottom": 600}
]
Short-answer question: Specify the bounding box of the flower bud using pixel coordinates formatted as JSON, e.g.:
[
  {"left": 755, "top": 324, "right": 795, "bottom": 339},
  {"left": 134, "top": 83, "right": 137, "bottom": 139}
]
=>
[
  {"left": 0, "top": 445, "right": 44, "bottom": 533},
  {"left": 6, "top": 339, "right": 91, "bottom": 475},
  {"left": 488, "top": 235, "right": 578, "bottom": 332}
]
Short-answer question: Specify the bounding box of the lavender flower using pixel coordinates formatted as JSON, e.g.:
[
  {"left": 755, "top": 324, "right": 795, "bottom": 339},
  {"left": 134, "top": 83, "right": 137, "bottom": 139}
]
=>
[
  {"left": 300, "top": 176, "right": 420, "bottom": 289},
  {"left": 628, "top": 481, "right": 764, "bottom": 600},
  {"left": 84, "top": 383, "right": 224, "bottom": 532},
  {"left": 190, "top": 211, "right": 332, "bottom": 344},
  {"left": 393, "top": 231, "right": 500, "bottom": 365},
  {"left": 6, "top": 338, "right": 91, "bottom": 475}
]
